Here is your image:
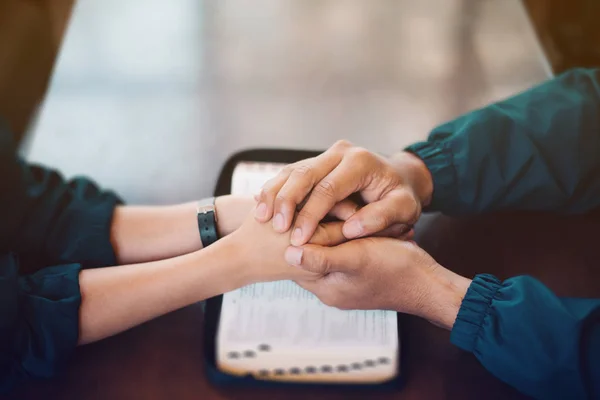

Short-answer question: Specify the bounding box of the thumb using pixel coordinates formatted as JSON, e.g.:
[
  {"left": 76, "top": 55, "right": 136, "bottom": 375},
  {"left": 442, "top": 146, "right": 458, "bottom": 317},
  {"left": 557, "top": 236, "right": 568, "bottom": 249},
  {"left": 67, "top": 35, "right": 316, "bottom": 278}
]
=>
[
  {"left": 342, "top": 189, "right": 420, "bottom": 238},
  {"left": 284, "top": 242, "right": 360, "bottom": 274}
]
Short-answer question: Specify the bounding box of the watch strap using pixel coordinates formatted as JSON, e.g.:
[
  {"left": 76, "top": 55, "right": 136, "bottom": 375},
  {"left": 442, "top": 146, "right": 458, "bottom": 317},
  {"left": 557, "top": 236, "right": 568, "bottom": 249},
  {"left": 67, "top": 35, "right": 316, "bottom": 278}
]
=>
[{"left": 197, "top": 197, "right": 218, "bottom": 247}]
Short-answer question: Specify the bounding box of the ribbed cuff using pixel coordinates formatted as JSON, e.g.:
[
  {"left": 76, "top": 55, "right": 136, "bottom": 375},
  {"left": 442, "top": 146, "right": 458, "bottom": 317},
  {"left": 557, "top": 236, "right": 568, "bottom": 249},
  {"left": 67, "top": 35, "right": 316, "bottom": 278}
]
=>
[
  {"left": 404, "top": 141, "right": 457, "bottom": 212},
  {"left": 450, "top": 274, "right": 502, "bottom": 352}
]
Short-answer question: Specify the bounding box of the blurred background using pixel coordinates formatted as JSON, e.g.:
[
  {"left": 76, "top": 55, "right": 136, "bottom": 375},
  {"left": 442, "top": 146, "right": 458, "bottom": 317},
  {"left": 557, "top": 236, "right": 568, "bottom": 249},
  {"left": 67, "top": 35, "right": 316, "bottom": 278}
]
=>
[
  {"left": 0, "top": 0, "right": 597, "bottom": 204},
  {"left": 525, "top": 0, "right": 600, "bottom": 72}
]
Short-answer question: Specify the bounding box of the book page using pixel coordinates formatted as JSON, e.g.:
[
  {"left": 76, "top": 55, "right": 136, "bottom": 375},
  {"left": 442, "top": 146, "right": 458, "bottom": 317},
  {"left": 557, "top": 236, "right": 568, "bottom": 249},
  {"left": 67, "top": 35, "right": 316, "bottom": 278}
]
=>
[{"left": 217, "top": 161, "right": 399, "bottom": 383}]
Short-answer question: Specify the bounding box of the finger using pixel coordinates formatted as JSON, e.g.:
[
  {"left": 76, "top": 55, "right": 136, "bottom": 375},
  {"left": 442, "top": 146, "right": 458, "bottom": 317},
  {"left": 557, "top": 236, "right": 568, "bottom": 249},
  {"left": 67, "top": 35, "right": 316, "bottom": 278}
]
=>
[
  {"left": 372, "top": 223, "right": 412, "bottom": 238},
  {"left": 284, "top": 242, "right": 361, "bottom": 274},
  {"left": 399, "top": 228, "right": 415, "bottom": 241},
  {"left": 342, "top": 189, "right": 420, "bottom": 239},
  {"left": 291, "top": 155, "right": 371, "bottom": 246},
  {"left": 308, "top": 222, "right": 347, "bottom": 246},
  {"left": 272, "top": 152, "right": 343, "bottom": 233},
  {"left": 327, "top": 199, "right": 359, "bottom": 221},
  {"left": 319, "top": 200, "right": 360, "bottom": 224},
  {"left": 254, "top": 167, "right": 294, "bottom": 222}
]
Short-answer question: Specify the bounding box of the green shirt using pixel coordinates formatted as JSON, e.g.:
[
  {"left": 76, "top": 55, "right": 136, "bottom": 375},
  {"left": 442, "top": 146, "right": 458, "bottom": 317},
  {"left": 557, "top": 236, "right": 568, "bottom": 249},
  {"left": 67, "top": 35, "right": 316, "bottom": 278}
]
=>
[
  {"left": 0, "top": 121, "right": 121, "bottom": 392},
  {"left": 407, "top": 68, "right": 600, "bottom": 399}
]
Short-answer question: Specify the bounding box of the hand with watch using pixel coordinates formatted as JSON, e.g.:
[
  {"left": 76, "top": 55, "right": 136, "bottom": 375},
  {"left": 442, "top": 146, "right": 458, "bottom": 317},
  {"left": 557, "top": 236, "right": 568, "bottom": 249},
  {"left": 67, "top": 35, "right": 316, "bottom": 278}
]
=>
[
  {"left": 198, "top": 195, "right": 263, "bottom": 246},
  {"left": 109, "top": 195, "right": 254, "bottom": 265},
  {"left": 81, "top": 195, "right": 349, "bottom": 345}
]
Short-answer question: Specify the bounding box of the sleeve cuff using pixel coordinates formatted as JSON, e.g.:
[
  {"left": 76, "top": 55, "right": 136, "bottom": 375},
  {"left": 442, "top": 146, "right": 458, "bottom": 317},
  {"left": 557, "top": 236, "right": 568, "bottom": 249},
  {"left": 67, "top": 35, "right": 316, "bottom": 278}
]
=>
[
  {"left": 1, "top": 254, "right": 82, "bottom": 392},
  {"left": 46, "top": 179, "right": 124, "bottom": 269},
  {"left": 450, "top": 273, "right": 502, "bottom": 352},
  {"left": 404, "top": 141, "right": 457, "bottom": 212}
]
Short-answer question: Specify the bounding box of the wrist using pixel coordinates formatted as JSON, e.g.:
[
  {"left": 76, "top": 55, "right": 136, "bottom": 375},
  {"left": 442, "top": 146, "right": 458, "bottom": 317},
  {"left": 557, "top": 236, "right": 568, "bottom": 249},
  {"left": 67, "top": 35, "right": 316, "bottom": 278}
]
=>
[
  {"left": 215, "top": 195, "right": 255, "bottom": 237},
  {"left": 200, "top": 234, "right": 255, "bottom": 290},
  {"left": 389, "top": 151, "right": 433, "bottom": 207},
  {"left": 421, "top": 267, "right": 471, "bottom": 330}
]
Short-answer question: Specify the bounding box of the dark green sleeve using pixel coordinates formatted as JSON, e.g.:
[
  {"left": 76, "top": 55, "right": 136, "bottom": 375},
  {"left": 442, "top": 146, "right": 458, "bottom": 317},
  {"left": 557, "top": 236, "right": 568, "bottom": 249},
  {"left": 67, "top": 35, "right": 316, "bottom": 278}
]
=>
[
  {"left": 0, "top": 121, "right": 123, "bottom": 270},
  {"left": 0, "top": 254, "right": 82, "bottom": 393},
  {"left": 451, "top": 274, "right": 600, "bottom": 399},
  {"left": 0, "top": 122, "right": 123, "bottom": 391},
  {"left": 406, "top": 68, "right": 600, "bottom": 215}
]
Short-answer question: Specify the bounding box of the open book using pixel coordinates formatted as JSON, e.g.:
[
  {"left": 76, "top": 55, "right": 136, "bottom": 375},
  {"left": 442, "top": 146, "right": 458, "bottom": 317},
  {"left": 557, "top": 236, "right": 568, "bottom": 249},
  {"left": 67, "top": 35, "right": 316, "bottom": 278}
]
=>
[{"left": 217, "top": 161, "right": 399, "bottom": 384}]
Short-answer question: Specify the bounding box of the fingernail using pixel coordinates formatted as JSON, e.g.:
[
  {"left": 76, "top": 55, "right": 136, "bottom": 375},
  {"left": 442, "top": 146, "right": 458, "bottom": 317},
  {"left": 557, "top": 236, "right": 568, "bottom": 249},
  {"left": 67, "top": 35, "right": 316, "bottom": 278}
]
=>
[
  {"left": 291, "top": 228, "right": 303, "bottom": 245},
  {"left": 285, "top": 246, "right": 303, "bottom": 266},
  {"left": 273, "top": 213, "right": 285, "bottom": 231},
  {"left": 343, "top": 220, "right": 363, "bottom": 238},
  {"left": 255, "top": 203, "right": 267, "bottom": 219}
]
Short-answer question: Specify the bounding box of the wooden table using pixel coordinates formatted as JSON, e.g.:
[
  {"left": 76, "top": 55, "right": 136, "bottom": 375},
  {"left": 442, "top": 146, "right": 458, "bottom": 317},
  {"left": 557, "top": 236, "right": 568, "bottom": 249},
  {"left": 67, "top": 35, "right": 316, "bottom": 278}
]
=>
[
  {"left": 5, "top": 0, "right": 565, "bottom": 399},
  {"left": 8, "top": 210, "right": 600, "bottom": 399}
]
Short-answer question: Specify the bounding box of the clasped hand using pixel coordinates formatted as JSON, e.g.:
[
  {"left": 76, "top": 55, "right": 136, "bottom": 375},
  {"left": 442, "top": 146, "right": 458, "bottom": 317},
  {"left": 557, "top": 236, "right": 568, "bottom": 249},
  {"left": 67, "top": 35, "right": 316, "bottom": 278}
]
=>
[{"left": 252, "top": 141, "right": 471, "bottom": 330}]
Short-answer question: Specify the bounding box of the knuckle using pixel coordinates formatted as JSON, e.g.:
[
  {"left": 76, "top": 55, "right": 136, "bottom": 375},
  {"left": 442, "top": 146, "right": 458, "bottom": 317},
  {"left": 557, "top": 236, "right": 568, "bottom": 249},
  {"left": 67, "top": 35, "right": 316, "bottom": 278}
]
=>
[
  {"left": 314, "top": 179, "right": 336, "bottom": 200},
  {"left": 348, "top": 146, "right": 368, "bottom": 157},
  {"left": 312, "top": 251, "right": 331, "bottom": 274},
  {"left": 319, "top": 225, "right": 333, "bottom": 244},
  {"left": 381, "top": 212, "right": 394, "bottom": 228},
  {"left": 348, "top": 147, "right": 371, "bottom": 161},
  {"left": 290, "top": 164, "right": 313, "bottom": 180},
  {"left": 310, "top": 226, "right": 328, "bottom": 245},
  {"left": 297, "top": 206, "right": 318, "bottom": 222},
  {"left": 371, "top": 212, "right": 392, "bottom": 230},
  {"left": 347, "top": 147, "right": 376, "bottom": 170},
  {"left": 333, "top": 139, "right": 353, "bottom": 150},
  {"left": 281, "top": 163, "right": 298, "bottom": 175},
  {"left": 396, "top": 191, "right": 420, "bottom": 222}
]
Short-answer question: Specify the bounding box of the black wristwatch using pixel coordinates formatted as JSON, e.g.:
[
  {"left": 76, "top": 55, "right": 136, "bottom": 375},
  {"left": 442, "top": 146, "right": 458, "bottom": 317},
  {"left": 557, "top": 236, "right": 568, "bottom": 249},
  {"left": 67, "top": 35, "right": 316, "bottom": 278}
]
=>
[{"left": 197, "top": 197, "right": 219, "bottom": 247}]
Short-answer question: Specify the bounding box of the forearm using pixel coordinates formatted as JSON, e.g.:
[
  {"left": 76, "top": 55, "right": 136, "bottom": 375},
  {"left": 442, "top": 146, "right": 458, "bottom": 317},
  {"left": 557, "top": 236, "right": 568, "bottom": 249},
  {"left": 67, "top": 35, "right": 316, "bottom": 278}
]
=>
[
  {"left": 78, "top": 234, "right": 250, "bottom": 345},
  {"left": 110, "top": 202, "right": 201, "bottom": 264},
  {"left": 406, "top": 68, "right": 600, "bottom": 215},
  {"left": 110, "top": 195, "right": 254, "bottom": 264},
  {"left": 1, "top": 209, "right": 316, "bottom": 388}
]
